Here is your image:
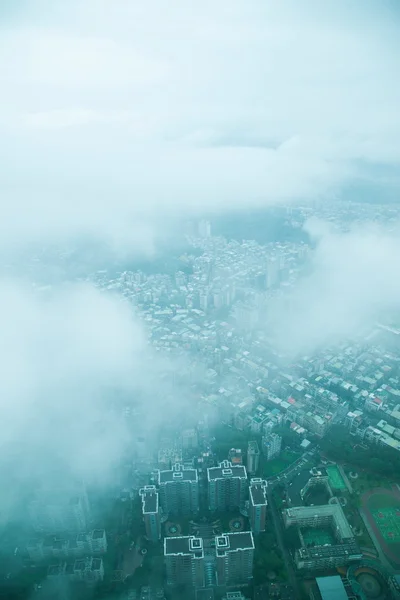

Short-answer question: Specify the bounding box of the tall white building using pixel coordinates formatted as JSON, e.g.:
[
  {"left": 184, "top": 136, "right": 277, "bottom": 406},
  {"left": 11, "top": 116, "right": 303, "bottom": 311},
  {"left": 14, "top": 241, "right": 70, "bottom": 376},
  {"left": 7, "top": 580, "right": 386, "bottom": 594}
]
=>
[
  {"left": 198, "top": 220, "right": 211, "bottom": 238},
  {"left": 164, "top": 536, "right": 205, "bottom": 587},
  {"left": 207, "top": 460, "right": 247, "bottom": 511},
  {"left": 246, "top": 441, "right": 260, "bottom": 475},
  {"left": 28, "top": 485, "right": 90, "bottom": 533},
  {"left": 215, "top": 532, "right": 254, "bottom": 586},
  {"left": 157, "top": 463, "right": 199, "bottom": 516},
  {"left": 262, "top": 433, "right": 282, "bottom": 461}
]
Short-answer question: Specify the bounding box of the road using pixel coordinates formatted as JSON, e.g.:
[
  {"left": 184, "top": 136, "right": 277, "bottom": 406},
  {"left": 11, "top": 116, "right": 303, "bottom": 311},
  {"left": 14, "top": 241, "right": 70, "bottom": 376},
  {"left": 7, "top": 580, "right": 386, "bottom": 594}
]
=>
[
  {"left": 266, "top": 486, "right": 300, "bottom": 599},
  {"left": 267, "top": 448, "right": 317, "bottom": 488}
]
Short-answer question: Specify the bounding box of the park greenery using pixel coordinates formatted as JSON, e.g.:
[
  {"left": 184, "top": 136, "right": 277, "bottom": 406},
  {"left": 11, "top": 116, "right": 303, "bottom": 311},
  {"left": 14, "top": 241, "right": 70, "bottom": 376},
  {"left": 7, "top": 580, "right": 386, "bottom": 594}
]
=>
[
  {"left": 320, "top": 425, "right": 400, "bottom": 480},
  {"left": 253, "top": 528, "right": 287, "bottom": 585}
]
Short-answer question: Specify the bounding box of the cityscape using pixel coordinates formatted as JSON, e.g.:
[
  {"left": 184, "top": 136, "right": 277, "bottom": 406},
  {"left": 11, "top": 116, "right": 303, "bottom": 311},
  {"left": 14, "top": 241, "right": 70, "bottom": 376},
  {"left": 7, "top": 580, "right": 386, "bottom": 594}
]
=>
[
  {"left": 1, "top": 1, "right": 400, "bottom": 600},
  {"left": 2, "top": 202, "right": 400, "bottom": 600}
]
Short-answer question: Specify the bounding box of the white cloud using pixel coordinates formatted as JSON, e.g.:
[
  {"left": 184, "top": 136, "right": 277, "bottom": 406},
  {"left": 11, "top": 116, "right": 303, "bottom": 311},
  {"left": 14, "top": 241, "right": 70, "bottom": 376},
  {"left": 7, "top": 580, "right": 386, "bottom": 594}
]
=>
[
  {"left": 270, "top": 219, "right": 400, "bottom": 356},
  {"left": 0, "top": 0, "right": 399, "bottom": 252},
  {"left": 0, "top": 280, "right": 194, "bottom": 506}
]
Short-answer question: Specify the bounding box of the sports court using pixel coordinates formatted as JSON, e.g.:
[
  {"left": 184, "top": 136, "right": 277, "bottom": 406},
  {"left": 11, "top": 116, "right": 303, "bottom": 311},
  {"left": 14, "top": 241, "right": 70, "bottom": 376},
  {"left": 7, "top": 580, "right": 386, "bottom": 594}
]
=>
[
  {"left": 302, "top": 527, "right": 335, "bottom": 547},
  {"left": 326, "top": 465, "right": 347, "bottom": 491},
  {"left": 371, "top": 507, "right": 400, "bottom": 544}
]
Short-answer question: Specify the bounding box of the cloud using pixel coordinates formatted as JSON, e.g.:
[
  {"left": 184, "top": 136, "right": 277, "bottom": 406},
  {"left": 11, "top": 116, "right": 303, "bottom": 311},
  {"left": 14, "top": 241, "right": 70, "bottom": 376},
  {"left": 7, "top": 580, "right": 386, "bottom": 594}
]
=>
[
  {"left": 0, "top": 280, "right": 195, "bottom": 519},
  {"left": 270, "top": 219, "right": 400, "bottom": 356},
  {"left": 0, "top": 0, "right": 399, "bottom": 254}
]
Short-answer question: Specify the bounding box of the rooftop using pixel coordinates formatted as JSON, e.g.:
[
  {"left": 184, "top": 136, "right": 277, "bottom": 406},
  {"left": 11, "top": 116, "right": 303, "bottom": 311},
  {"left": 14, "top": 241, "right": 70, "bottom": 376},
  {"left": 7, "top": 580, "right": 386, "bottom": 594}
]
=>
[
  {"left": 284, "top": 502, "right": 353, "bottom": 539},
  {"left": 92, "top": 529, "right": 105, "bottom": 540},
  {"left": 208, "top": 460, "right": 247, "bottom": 481},
  {"left": 250, "top": 481, "right": 268, "bottom": 506},
  {"left": 216, "top": 531, "right": 254, "bottom": 554},
  {"left": 247, "top": 440, "right": 260, "bottom": 454},
  {"left": 158, "top": 464, "right": 198, "bottom": 484},
  {"left": 164, "top": 536, "right": 203, "bottom": 557},
  {"left": 316, "top": 576, "right": 348, "bottom": 600},
  {"left": 140, "top": 486, "right": 159, "bottom": 514}
]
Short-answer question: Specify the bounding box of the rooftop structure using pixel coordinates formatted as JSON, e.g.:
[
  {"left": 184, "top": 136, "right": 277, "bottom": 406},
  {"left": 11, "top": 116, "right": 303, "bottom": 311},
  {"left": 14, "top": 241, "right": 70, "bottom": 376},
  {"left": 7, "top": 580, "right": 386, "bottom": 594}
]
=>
[{"left": 207, "top": 460, "right": 248, "bottom": 511}]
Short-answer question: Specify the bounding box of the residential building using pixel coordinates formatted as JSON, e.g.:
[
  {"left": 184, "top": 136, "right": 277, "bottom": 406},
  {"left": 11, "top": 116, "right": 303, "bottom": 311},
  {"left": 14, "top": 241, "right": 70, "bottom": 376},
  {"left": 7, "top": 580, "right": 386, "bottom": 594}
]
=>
[
  {"left": 247, "top": 441, "right": 260, "bottom": 475},
  {"left": 47, "top": 557, "right": 104, "bottom": 584},
  {"left": 207, "top": 460, "right": 247, "bottom": 511},
  {"left": 261, "top": 433, "right": 282, "bottom": 461},
  {"left": 157, "top": 463, "right": 199, "bottom": 516},
  {"left": 182, "top": 428, "right": 199, "bottom": 450},
  {"left": 28, "top": 486, "right": 90, "bottom": 533},
  {"left": 228, "top": 448, "right": 243, "bottom": 465},
  {"left": 140, "top": 485, "right": 161, "bottom": 542},
  {"left": 249, "top": 479, "right": 268, "bottom": 535},
  {"left": 164, "top": 536, "right": 205, "bottom": 588},
  {"left": 215, "top": 532, "right": 254, "bottom": 586}
]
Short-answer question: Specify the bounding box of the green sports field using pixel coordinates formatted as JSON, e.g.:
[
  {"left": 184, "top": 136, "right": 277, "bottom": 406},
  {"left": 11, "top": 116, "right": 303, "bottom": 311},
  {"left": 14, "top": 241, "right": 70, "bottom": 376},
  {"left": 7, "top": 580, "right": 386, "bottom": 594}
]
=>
[
  {"left": 372, "top": 507, "right": 400, "bottom": 544},
  {"left": 326, "top": 465, "right": 347, "bottom": 491}
]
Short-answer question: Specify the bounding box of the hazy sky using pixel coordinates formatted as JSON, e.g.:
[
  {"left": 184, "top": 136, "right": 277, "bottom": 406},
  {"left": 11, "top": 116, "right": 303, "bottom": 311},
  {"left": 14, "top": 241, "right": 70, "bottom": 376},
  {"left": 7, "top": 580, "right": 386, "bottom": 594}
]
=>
[{"left": 0, "top": 0, "right": 399, "bottom": 250}]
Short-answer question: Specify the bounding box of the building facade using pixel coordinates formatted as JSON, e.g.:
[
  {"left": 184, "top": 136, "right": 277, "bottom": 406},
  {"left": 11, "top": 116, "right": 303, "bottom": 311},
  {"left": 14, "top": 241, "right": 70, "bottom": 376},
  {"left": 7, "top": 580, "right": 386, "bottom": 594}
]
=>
[
  {"left": 207, "top": 461, "right": 247, "bottom": 511},
  {"left": 215, "top": 532, "right": 254, "bottom": 586},
  {"left": 247, "top": 441, "right": 260, "bottom": 475},
  {"left": 261, "top": 433, "right": 282, "bottom": 461},
  {"left": 164, "top": 536, "right": 205, "bottom": 588},
  {"left": 249, "top": 479, "right": 268, "bottom": 535},
  {"left": 139, "top": 485, "right": 161, "bottom": 542},
  {"left": 157, "top": 463, "right": 199, "bottom": 516}
]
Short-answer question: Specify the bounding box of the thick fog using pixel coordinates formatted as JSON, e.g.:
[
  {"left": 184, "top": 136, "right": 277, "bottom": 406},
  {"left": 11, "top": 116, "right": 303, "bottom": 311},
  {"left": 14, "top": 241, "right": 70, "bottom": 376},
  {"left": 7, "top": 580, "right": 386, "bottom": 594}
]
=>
[
  {"left": 0, "top": 0, "right": 399, "bottom": 543},
  {"left": 269, "top": 219, "right": 400, "bottom": 356},
  {"left": 0, "top": 0, "right": 399, "bottom": 249}
]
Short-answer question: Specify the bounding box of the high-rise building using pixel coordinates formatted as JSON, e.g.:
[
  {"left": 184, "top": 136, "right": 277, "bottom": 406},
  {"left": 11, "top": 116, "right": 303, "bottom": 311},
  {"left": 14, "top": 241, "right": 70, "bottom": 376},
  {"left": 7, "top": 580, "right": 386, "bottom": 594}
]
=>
[
  {"left": 182, "top": 428, "right": 199, "bottom": 450},
  {"left": 228, "top": 448, "right": 243, "bottom": 465},
  {"left": 248, "top": 479, "right": 268, "bottom": 535},
  {"left": 198, "top": 220, "right": 211, "bottom": 238},
  {"left": 164, "top": 536, "right": 205, "bottom": 588},
  {"left": 262, "top": 432, "right": 282, "bottom": 461},
  {"left": 215, "top": 532, "right": 254, "bottom": 586},
  {"left": 246, "top": 441, "right": 260, "bottom": 475},
  {"left": 207, "top": 460, "right": 247, "bottom": 511},
  {"left": 157, "top": 463, "right": 199, "bottom": 516},
  {"left": 28, "top": 485, "right": 90, "bottom": 533},
  {"left": 139, "top": 486, "right": 161, "bottom": 542}
]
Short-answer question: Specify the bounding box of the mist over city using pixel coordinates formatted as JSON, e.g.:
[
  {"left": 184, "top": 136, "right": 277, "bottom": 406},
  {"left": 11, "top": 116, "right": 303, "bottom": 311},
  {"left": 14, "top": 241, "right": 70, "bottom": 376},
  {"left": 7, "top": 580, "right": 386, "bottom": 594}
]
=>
[{"left": 1, "top": 1, "right": 400, "bottom": 599}]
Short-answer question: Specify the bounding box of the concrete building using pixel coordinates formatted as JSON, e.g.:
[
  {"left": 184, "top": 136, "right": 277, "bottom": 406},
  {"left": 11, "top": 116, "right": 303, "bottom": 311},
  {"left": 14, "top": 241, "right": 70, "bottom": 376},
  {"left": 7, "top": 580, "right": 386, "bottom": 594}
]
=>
[
  {"left": 310, "top": 575, "right": 349, "bottom": 600},
  {"left": 26, "top": 529, "right": 107, "bottom": 561},
  {"left": 157, "top": 463, "right": 199, "bottom": 516},
  {"left": 139, "top": 485, "right": 161, "bottom": 542},
  {"left": 228, "top": 448, "right": 243, "bottom": 465},
  {"left": 215, "top": 532, "right": 254, "bottom": 586},
  {"left": 28, "top": 486, "right": 90, "bottom": 533},
  {"left": 249, "top": 479, "right": 268, "bottom": 535},
  {"left": 261, "top": 432, "right": 282, "bottom": 461},
  {"left": 164, "top": 536, "right": 205, "bottom": 588},
  {"left": 47, "top": 557, "right": 104, "bottom": 584},
  {"left": 283, "top": 503, "right": 361, "bottom": 570},
  {"left": 207, "top": 460, "right": 247, "bottom": 511},
  {"left": 247, "top": 441, "right": 260, "bottom": 475},
  {"left": 182, "top": 428, "right": 199, "bottom": 450}
]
